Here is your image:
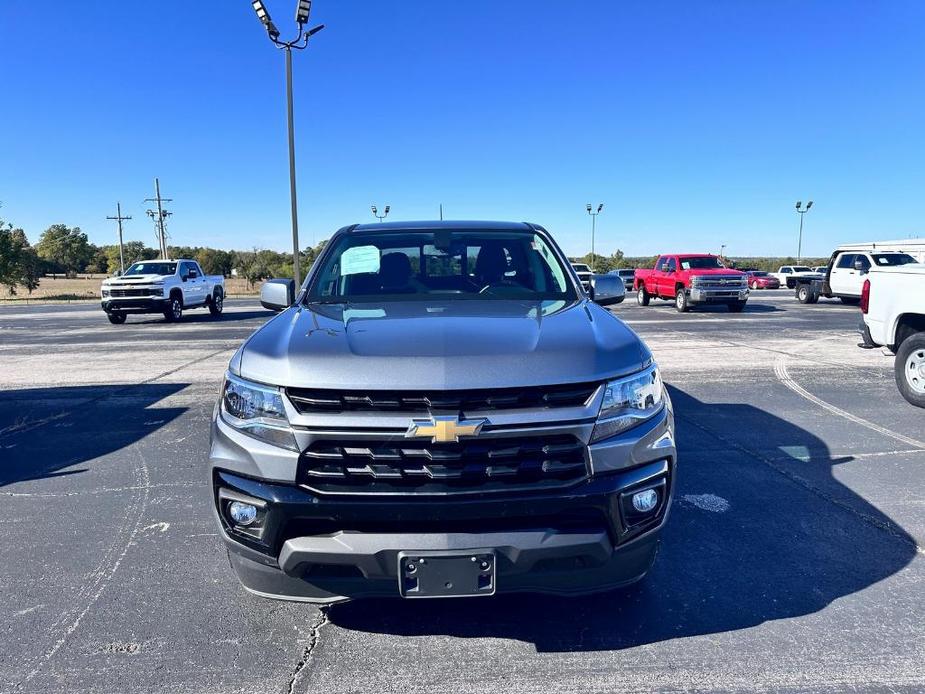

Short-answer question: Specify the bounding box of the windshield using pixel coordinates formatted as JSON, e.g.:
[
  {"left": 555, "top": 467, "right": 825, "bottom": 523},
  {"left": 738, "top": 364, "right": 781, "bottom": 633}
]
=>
[
  {"left": 306, "top": 230, "right": 577, "bottom": 303},
  {"left": 873, "top": 253, "right": 916, "bottom": 266},
  {"left": 680, "top": 257, "right": 724, "bottom": 270},
  {"left": 123, "top": 262, "right": 176, "bottom": 276},
  {"left": 749, "top": 271, "right": 769, "bottom": 277}
]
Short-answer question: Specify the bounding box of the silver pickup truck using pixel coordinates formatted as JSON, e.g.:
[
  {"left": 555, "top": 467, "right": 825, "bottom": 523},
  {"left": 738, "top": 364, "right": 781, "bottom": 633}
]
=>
[{"left": 210, "top": 220, "right": 675, "bottom": 603}]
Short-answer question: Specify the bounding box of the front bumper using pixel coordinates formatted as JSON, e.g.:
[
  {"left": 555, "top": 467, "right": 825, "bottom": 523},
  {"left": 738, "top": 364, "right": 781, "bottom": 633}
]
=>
[
  {"left": 101, "top": 298, "right": 168, "bottom": 314},
  {"left": 213, "top": 454, "right": 674, "bottom": 603},
  {"left": 689, "top": 287, "right": 749, "bottom": 304}
]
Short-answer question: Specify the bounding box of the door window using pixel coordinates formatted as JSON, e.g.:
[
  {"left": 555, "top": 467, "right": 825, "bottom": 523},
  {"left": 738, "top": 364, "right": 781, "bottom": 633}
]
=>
[
  {"left": 835, "top": 254, "right": 856, "bottom": 269},
  {"left": 655, "top": 257, "right": 669, "bottom": 272},
  {"left": 667, "top": 258, "right": 677, "bottom": 273}
]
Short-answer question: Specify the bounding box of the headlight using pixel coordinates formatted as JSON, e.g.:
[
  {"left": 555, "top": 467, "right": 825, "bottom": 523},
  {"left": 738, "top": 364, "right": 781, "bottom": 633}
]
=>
[
  {"left": 690, "top": 276, "right": 703, "bottom": 285},
  {"left": 101, "top": 289, "right": 110, "bottom": 297},
  {"left": 149, "top": 286, "right": 164, "bottom": 296},
  {"left": 220, "top": 373, "right": 297, "bottom": 450},
  {"left": 591, "top": 365, "right": 665, "bottom": 443}
]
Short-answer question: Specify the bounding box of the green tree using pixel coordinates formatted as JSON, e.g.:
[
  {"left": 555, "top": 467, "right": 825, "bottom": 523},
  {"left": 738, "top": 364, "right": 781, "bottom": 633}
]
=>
[
  {"left": 35, "top": 224, "right": 92, "bottom": 274},
  {"left": 0, "top": 221, "right": 41, "bottom": 294},
  {"left": 196, "top": 247, "right": 233, "bottom": 276}
]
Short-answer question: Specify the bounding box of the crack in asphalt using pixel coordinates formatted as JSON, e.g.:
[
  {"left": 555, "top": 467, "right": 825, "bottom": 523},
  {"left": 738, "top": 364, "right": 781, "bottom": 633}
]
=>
[{"left": 287, "top": 608, "right": 330, "bottom": 694}]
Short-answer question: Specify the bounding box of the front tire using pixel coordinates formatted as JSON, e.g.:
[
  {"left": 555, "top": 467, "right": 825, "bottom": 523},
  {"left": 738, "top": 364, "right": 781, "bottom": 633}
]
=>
[
  {"left": 107, "top": 312, "right": 126, "bottom": 325},
  {"left": 164, "top": 296, "right": 183, "bottom": 322},
  {"left": 750, "top": 280, "right": 760, "bottom": 290},
  {"left": 895, "top": 334, "right": 925, "bottom": 408},
  {"left": 786, "top": 279, "right": 796, "bottom": 289},
  {"left": 675, "top": 288, "right": 690, "bottom": 313},
  {"left": 636, "top": 287, "right": 650, "bottom": 306},
  {"left": 209, "top": 290, "right": 224, "bottom": 316}
]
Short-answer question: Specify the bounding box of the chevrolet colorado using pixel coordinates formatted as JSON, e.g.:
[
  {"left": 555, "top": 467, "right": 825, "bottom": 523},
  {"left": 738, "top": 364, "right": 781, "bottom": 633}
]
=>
[
  {"left": 100, "top": 259, "right": 224, "bottom": 323},
  {"left": 210, "top": 221, "right": 675, "bottom": 603}
]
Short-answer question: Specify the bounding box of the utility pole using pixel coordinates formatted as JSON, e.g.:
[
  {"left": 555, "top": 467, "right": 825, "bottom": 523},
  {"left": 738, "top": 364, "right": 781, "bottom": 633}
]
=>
[
  {"left": 439, "top": 203, "right": 444, "bottom": 221},
  {"left": 106, "top": 202, "right": 132, "bottom": 274},
  {"left": 586, "top": 203, "right": 604, "bottom": 272},
  {"left": 145, "top": 178, "right": 172, "bottom": 258}
]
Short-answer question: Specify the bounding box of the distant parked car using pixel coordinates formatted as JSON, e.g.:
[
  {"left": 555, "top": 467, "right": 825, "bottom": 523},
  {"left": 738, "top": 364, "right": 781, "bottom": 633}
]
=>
[
  {"left": 772, "top": 265, "right": 822, "bottom": 289},
  {"left": 744, "top": 271, "right": 781, "bottom": 290},
  {"left": 571, "top": 262, "right": 593, "bottom": 291},
  {"left": 608, "top": 268, "right": 637, "bottom": 285}
]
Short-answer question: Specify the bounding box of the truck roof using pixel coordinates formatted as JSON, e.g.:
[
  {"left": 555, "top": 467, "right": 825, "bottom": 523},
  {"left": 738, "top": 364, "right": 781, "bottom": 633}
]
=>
[
  {"left": 658, "top": 253, "right": 716, "bottom": 258},
  {"left": 347, "top": 220, "right": 541, "bottom": 233},
  {"left": 835, "top": 239, "right": 925, "bottom": 251}
]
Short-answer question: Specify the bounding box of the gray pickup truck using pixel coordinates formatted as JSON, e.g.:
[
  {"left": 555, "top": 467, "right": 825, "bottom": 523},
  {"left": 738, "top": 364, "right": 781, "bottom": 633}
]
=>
[{"left": 210, "top": 220, "right": 675, "bottom": 603}]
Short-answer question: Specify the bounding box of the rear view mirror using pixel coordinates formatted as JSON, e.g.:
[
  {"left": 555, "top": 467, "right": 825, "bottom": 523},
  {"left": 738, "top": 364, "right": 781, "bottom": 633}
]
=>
[
  {"left": 590, "top": 274, "right": 626, "bottom": 306},
  {"left": 261, "top": 278, "right": 295, "bottom": 311}
]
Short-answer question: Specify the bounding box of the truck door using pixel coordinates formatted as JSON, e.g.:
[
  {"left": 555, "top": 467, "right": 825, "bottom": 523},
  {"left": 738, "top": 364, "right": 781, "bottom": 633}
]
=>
[
  {"left": 660, "top": 257, "right": 678, "bottom": 297},
  {"left": 829, "top": 253, "right": 862, "bottom": 296},
  {"left": 652, "top": 256, "right": 669, "bottom": 297}
]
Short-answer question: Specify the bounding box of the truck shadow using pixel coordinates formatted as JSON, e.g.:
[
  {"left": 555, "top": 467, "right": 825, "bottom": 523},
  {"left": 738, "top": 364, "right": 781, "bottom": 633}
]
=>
[
  {"left": 326, "top": 386, "right": 917, "bottom": 652},
  {"left": 127, "top": 309, "right": 273, "bottom": 325},
  {"left": 0, "top": 384, "right": 187, "bottom": 487}
]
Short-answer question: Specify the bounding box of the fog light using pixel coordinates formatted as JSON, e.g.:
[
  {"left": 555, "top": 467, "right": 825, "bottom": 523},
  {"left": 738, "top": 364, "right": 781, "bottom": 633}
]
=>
[
  {"left": 228, "top": 501, "right": 257, "bottom": 526},
  {"left": 631, "top": 489, "right": 659, "bottom": 513}
]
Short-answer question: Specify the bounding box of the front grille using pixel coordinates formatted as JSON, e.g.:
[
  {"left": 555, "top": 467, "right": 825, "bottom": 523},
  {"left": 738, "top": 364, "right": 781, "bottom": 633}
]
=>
[
  {"left": 287, "top": 382, "right": 598, "bottom": 414},
  {"left": 298, "top": 434, "right": 589, "bottom": 494},
  {"left": 694, "top": 276, "right": 746, "bottom": 290},
  {"left": 109, "top": 288, "right": 154, "bottom": 297}
]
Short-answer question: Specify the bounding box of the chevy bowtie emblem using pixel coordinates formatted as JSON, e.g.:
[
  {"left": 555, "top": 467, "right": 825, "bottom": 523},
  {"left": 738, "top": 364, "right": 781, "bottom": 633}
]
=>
[
  {"left": 406, "top": 416, "right": 488, "bottom": 443},
  {"left": 719, "top": 278, "right": 727, "bottom": 285}
]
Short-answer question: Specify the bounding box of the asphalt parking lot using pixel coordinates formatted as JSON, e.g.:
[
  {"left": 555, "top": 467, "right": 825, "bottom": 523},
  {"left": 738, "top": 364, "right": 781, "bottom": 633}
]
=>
[{"left": 2, "top": 292, "right": 923, "bottom": 693}]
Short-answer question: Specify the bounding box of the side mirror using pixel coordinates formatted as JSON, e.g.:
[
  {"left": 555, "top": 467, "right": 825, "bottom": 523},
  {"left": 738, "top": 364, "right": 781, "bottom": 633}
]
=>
[
  {"left": 189, "top": 270, "right": 199, "bottom": 279},
  {"left": 590, "top": 274, "right": 625, "bottom": 306},
  {"left": 260, "top": 278, "right": 295, "bottom": 311},
  {"left": 181, "top": 275, "right": 189, "bottom": 282},
  {"left": 853, "top": 258, "right": 867, "bottom": 274}
]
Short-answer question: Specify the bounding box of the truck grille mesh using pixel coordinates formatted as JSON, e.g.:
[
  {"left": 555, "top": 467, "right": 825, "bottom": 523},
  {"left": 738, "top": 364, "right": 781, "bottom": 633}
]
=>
[
  {"left": 298, "top": 435, "right": 588, "bottom": 494},
  {"left": 109, "top": 288, "right": 155, "bottom": 297},
  {"left": 286, "top": 383, "right": 598, "bottom": 414}
]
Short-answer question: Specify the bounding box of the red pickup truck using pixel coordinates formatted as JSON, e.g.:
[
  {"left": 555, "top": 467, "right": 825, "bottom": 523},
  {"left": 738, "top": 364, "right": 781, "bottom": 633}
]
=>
[{"left": 634, "top": 254, "right": 749, "bottom": 312}]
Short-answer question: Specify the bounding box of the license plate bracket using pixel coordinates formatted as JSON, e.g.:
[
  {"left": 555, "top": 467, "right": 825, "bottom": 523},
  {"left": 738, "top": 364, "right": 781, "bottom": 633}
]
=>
[{"left": 398, "top": 550, "right": 496, "bottom": 598}]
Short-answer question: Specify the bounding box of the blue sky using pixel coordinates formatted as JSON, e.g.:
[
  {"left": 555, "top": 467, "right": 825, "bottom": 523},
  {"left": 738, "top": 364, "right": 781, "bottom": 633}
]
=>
[{"left": 1, "top": 1, "right": 923, "bottom": 258}]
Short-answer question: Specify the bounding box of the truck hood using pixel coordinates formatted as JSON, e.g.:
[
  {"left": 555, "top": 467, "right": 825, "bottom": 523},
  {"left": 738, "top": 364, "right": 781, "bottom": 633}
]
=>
[
  {"left": 238, "top": 299, "right": 652, "bottom": 390},
  {"left": 103, "top": 274, "right": 167, "bottom": 285}
]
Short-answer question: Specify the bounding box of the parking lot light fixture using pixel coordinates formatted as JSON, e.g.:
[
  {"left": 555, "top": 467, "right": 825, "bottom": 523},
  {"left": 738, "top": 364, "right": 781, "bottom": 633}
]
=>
[
  {"left": 795, "top": 200, "right": 814, "bottom": 262},
  {"left": 250, "top": 1, "right": 325, "bottom": 290},
  {"left": 586, "top": 203, "right": 604, "bottom": 272},
  {"left": 372, "top": 205, "right": 390, "bottom": 223}
]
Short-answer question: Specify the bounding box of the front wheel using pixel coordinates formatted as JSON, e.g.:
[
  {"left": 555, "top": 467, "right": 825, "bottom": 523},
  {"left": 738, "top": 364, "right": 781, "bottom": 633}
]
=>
[
  {"left": 727, "top": 301, "right": 747, "bottom": 313},
  {"left": 209, "top": 291, "right": 224, "bottom": 316},
  {"left": 750, "top": 280, "right": 759, "bottom": 290},
  {"left": 636, "top": 287, "right": 650, "bottom": 306},
  {"left": 786, "top": 279, "right": 796, "bottom": 289},
  {"left": 895, "top": 333, "right": 925, "bottom": 408},
  {"left": 163, "top": 296, "right": 183, "bottom": 322},
  {"left": 675, "top": 288, "right": 690, "bottom": 313},
  {"left": 107, "top": 312, "right": 126, "bottom": 325}
]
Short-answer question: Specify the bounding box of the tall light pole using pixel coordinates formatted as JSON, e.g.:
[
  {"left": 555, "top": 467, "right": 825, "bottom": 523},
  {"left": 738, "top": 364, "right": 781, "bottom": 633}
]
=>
[
  {"left": 719, "top": 244, "right": 726, "bottom": 260},
  {"left": 586, "top": 203, "right": 603, "bottom": 271},
  {"left": 371, "top": 205, "right": 390, "bottom": 223},
  {"left": 251, "top": 0, "right": 324, "bottom": 291},
  {"left": 795, "top": 200, "right": 814, "bottom": 262}
]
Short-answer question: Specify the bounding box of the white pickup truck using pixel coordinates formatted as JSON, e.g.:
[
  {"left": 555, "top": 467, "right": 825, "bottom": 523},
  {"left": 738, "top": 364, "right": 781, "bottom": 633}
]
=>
[
  {"left": 100, "top": 259, "right": 225, "bottom": 324},
  {"left": 861, "top": 262, "right": 925, "bottom": 407},
  {"left": 772, "top": 265, "right": 822, "bottom": 289}
]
